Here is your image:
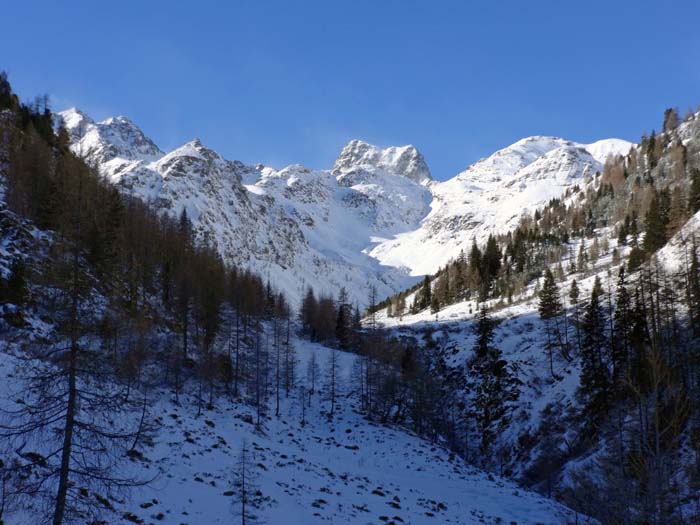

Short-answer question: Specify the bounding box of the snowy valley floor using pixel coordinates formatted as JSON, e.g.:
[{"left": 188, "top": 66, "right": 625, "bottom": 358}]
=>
[{"left": 0, "top": 338, "right": 585, "bottom": 525}]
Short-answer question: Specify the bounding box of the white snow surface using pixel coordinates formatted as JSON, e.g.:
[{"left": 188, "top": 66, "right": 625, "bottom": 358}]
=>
[
  {"left": 58, "top": 108, "right": 633, "bottom": 306},
  {"left": 0, "top": 336, "right": 585, "bottom": 525}
]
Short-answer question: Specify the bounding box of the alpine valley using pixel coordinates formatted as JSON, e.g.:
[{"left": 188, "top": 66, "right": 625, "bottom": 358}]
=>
[{"left": 3, "top": 69, "right": 700, "bottom": 525}]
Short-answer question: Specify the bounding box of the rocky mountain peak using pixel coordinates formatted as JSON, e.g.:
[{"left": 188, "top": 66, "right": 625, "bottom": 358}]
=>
[
  {"left": 333, "top": 139, "right": 432, "bottom": 184},
  {"left": 57, "top": 108, "right": 163, "bottom": 163}
]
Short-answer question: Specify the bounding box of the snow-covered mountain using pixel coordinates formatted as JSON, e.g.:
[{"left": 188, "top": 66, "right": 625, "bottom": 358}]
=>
[
  {"left": 59, "top": 108, "right": 432, "bottom": 307},
  {"left": 333, "top": 139, "right": 432, "bottom": 184},
  {"left": 370, "top": 137, "right": 632, "bottom": 275},
  {"left": 58, "top": 108, "right": 632, "bottom": 305}
]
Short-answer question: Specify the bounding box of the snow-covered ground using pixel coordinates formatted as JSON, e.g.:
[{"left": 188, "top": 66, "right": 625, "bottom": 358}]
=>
[{"left": 0, "top": 336, "right": 586, "bottom": 525}]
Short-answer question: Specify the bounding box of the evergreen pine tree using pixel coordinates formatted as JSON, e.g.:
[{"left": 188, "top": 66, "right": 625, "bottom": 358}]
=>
[
  {"left": 643, "top": 191, "right": 668, "bottom": 253},
  {"left": 569, "top": 279, "right": 582, "bottom": 354},
  {"left": 689, "top": 168, "right": 700, "bottom": 215},
  {"left": 419, "top": 276, "right": 431, "bottom": 310},
  {"left": 627, "top": 246, "right": 645, "bottom": 272},
  {"left": 538, "top": 269, "right": 563, "bottom": 378},
  {"left": 577, "top": 244, "right": 587, "bottom": 274},
  {"left": 617, "top": 219, "right": 628, "bottom": 246},
  {"left": 628, "top": 290, "right": 650, "bottom": 394},
  {"left": 647, "top": 130, "right": 657, "bottom": 168},
  {"left": 178, "top": 207, "right": 193, "bottom": 244},
  {"left": 473, "top": 305, "right": 498, "bottom": 360},
  {"left": 300, "top": 287, "right": 317, "bottom": 338},
  {"left": 483, "top": 235, "right": 501, "bottom": 281},
  {"left": 469, "top": 239, "right": 482, "bottom": 278},
  {"left": 612, "top": 267, "right": 631, "bottom": 395},
  {"left": 578, "top": 276, "right": 611, "bottom": 427},
  {"left": 335, "top": 287, "right": 351, "bottom": 350},
  {"left": 469, "top": 306, "right": 519, "bottom": 455},
  {"left": 430, "top": 293, "right": 440, "bottom": 314},
  {"left": 663, "top": 107, "right": 680, "bottom": 133}
]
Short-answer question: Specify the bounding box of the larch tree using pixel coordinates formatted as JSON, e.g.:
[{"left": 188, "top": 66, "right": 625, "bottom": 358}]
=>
[
  {"left": 325, "top": 349, "right": 340, "bottom": 419},
  {"left": 230, "top": 440, "right": 261, "bottom": 525}
]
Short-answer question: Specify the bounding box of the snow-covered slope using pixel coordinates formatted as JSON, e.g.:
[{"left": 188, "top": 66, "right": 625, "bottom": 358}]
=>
[
  {"left": 0, "top": 172, "right": 585, "bottom": 525},
  {"left": 0, "top": 334, "right": 584, "bottom": 525},
  {"left": 374, "top": 230, "right": 633, "bottom": 488},
  {"left": 370, "top": 137, "right": 633, "bottom": 275},
  {"left": 58, "top": 108, "right": 632, "bottom": 305},
  {"left": 655, "top": 208, "right": 700, "bottom": 272},
  {"left": 59, "top": 108, "right": 431, "bottom": 307}
]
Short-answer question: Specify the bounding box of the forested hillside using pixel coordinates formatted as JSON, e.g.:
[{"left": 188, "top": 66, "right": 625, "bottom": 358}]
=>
[{"left": 374, "top": 105, "right": 700, "bottom": 524}]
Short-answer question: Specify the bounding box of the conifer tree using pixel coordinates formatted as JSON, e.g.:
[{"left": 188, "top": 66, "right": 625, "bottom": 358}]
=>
[
  {"left": 617, "top": 218, "right": 628, "bottom": 246},
  {"left": 395, "top": 295, "right": 406, "bottom": 321},
  {"left": 569, "top": 279, "right": 582, "bottom": 354},
  {"left": 469, "top": 239, "right": 482, "bottom": 278},
  {"left": 627, "top": 246, "right": 645, "bottom": 272},
  {"left": 299, "top": 287, "right": 317, "bottom": 338},
  {"left": 647, "top": 130, "right": 657, "bottom": 168},
  {"left": 469, "top": 306, "right": 519, "bottom": 455},
  {"left": 418, "top": 276, "right": 431, "bottom": 310},
  {"left": 643, "top": 191, "right": 668, "bottom": 253},
  {"left": 666, "top": 186, "right": 687, "bottom": 238},
  {"left": 628, "top": 290, "right": 650, "bottom": 393},
  {"left": 325, "top": 349, "right": 340, "bottom": 419},
  {"left": 230, "top": 440, "right": 261, "bottom": 525},
  {"left": 335, "top": 287, "right": 351, "bottom": 350},
  {"left": 663, "top": 107, "right": 680, "bottom": 133},
  {"left": 589, "top": 237, "right": 600, "bottom": 262},
  {"left": 306, "top": 350, "right": 320, "bottom": 401},
  {"left": 578, "top": 276, "right": 611, "bottom": 427},
  {"left": 538, "top": 269, "right": 564, "bottom": 378},
  {"left": 483, "top": 235, "right": 501, "bottom": 281},
  {"left": 430, "top": 293, "right": 440, "bottom": 314},
  {"left": 689, "top": 168, "right": 700, "bottom": 215},
  {"left": 611, "top": 267, "right": 631, "bottom": 395},
  {"left": 577, "top": 243, "right": 588, "bottom": 274},
  {"left": 473, "top": 306, "right": 498, "bottom": 360}
]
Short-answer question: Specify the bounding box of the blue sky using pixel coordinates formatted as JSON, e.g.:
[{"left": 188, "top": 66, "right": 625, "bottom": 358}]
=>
[{"left": 3, "top": 0, "right": 700, "bottom": 180}]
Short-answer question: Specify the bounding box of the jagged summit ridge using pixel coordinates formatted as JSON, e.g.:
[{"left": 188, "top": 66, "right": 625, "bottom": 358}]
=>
[
  {"left": 58, "top": 107, "right": 163, "bottom": 165},
  {"left": 333, "top": 139, "right": 432, "bottom": 184},
  {"left": 56, "top": 108, "right": 431, "bottom": 307},
  {"left": 56, "top": 106, "right": 634, "bottom": 304}
]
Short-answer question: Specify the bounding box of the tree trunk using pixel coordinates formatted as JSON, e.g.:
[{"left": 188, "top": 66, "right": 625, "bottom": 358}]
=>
[{"left": 52, "top": 342, "right": 77, "bottom": 525}]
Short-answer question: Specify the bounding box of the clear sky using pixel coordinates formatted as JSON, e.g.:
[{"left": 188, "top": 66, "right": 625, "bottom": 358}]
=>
[{"left": 3, "top": 0, "right": 700, "bottom": 180}]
